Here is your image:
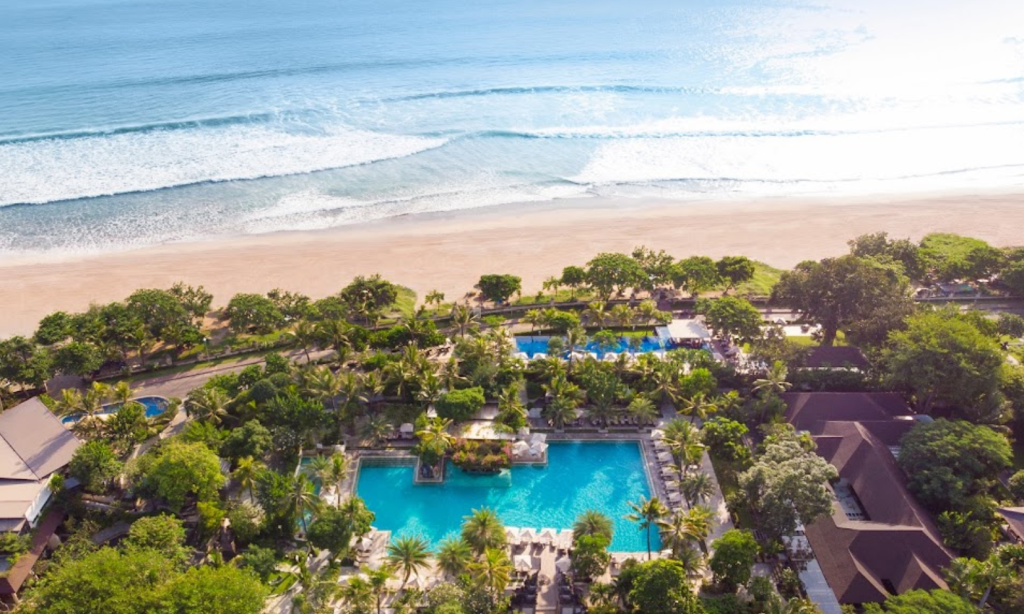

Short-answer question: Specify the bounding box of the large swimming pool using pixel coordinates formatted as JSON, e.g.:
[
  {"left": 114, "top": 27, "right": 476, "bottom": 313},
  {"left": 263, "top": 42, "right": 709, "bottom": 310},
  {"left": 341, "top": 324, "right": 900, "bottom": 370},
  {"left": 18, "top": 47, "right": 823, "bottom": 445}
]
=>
[
  {"left": 356, "top": 441, "right": 659, "bottom": 552},
  {"left": 515, "top": 335, "right": 669, "bottom": 359},
  {"left": 61, "top": 396, "right": 170, "bottom": 425}
]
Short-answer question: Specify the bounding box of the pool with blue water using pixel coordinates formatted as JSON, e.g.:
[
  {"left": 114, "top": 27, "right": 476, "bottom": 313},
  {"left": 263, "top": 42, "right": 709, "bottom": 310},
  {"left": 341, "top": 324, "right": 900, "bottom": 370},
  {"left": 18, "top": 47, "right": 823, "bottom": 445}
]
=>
[
  {"left": 355, "top": 441, "right": 659, "bottom": 552},
  {"left": 61, "top": 396, "right": 170, "bottom": 425},
  {"left": 514, "top": 335, "right": 669, "bottom": 358}
]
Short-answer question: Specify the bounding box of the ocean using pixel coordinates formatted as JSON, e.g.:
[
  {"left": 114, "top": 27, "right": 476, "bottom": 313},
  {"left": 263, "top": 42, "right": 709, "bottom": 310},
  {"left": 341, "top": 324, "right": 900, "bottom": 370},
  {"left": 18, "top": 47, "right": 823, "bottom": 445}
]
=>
[{"left": 1, "top": 0, "right": 1023, "bottom": 257}]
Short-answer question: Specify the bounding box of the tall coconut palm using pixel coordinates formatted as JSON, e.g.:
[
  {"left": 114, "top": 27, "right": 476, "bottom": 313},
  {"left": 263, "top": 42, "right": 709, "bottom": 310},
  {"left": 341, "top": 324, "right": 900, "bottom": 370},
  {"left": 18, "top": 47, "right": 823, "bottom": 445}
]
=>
[
  {"left": 387, "top": 535, "right": 432, "bottom": 586},
  {"left": 56, "top": 388, "right": 83, "bottom": 418},
  {"left": 461, "top": 508, "right": 506, "bottom": 555},
  {"left": 673, "top": 543, "right": 706, "bottom": 579},
  {"left": 320, "top": 453, "right": 348, "bottom": 506},
  {"left": 682, "top": 505, "right": 714, "bottom": 556},
  {"left": 315, "top": 319, "right": 352, "bottom": 363},
  {"left": 584, "top": 301, "right": 608, "bottom": 329},
  {"left": 625, "top": 496, "right": 668, "bottom": 560},
  {"left": 436, "top": 536, "right": 473, "bottom": 578},
  {"left": 292, "top": 319, "right": 319, "bottom": 364},
  {"left": 542, "top": 276, "right": 562, "bottom": 302},
  {"left": 610, "top": 304, "right": 634, "bottom": 329},
  {"left": 573, "top": 510, "right": 614, "bottom": 543},
  {"left": 414, "top": 371, "right": 443, "bottom": 411},
  {"left": 415, "top": 417, "right": 454, "bottom": 460},
  {"left": 520, "top": 309, "right": 544, "bottom": 333},
  {"left": 680, "top": 471, "right": 714, "bottom": 507},
  {"left": 186, "top": 387, "right": 230, "bottom": 425},
  {"left": 680, "top": 392, "right": 717, "bottom": 425},
  {"left": 627, "top": 396, "right": 659, "bottom": 428},
  {"left": 648, "top": 364, "right": 681, "bottom": 408},
  {"left": 657, "top": 511, "right": 696, "bottom": 559},
  {"left": 661, "top": 418, "right": 705, "bottom": 471},
  {"left": 636, "top": 300, "right": 660, "bottom": 326},
  {"left": 587, "top": 582, "right": 617, "bottom": 609},
  {"left": 469, "top": 547, "right": 513, "bottom": 596},
  {"left": 753, "top": 360, "right": 792, "bottom": 398},
  {"left": 450, "top": 304, "right": 478, "bottom": 338},
  {"left": 425, "top": 289, "right": 445, "bottom": 313},
  {"left": 363, "top": 565, "right": 393, "bottom": 614},
  {"left": 339, "top": 576, "right": 374, "bottom": 614},
  {"left": 111, "top": 381, "right": 133, "bottom": 406},
  {"left": 361, "top": 415, "right": 393, "bottom": 448},
  {"left": 496, "top": 383, "right": 527, "bottom": 432},
  {"left": 285, "top": 473, "right": 321, "bottom": 535},
  {"left": 232, "top": 455, "right": 264, "bottom": 502},
  {"left": 565, "top": 325, "right": 588, "bottom": 369},
  {"left": 307, "top": 366, "right": 343, "bottom": 413}
]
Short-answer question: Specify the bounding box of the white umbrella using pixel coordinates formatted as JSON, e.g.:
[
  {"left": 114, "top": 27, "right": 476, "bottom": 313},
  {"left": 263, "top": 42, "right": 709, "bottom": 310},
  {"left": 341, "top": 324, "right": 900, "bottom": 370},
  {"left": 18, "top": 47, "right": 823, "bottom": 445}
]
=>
[
  {"left": 555, "top": 555, "right": 572, "bottom": 573},
  {"left": 651, "top": 429, "right": 664, "bottom": 440},
  {"left": 603, "top": 353, "right": 617, "bottom": 361},
  {"left": 505, "top": 527, "right": 521, "bottom": 543},
  {"left": 530, "top": 441, "right": 549, "bottom": 455},
  {"left": 529, "top": 432, "right": 547, "bottom": 444},
  {"left": 513, "top": 553, "right": 534, "bottom": 572},
  {"left": 519, "top": 528, "right": 537, "bottom": 543},
  {"left": 511, "top": 441, "right": 530, "bottom": 455},
  {"left": 517, "top": 427, "right": 531, "bottom": 438},
  {"left": 539, "top": 528, "right": 559, "bottom": 545},
  {"left": 558, "top": 530, "right": 574, "bottom": 549},
  {"left": 400, "top": 423, "right": 414, "bottom": 434}
]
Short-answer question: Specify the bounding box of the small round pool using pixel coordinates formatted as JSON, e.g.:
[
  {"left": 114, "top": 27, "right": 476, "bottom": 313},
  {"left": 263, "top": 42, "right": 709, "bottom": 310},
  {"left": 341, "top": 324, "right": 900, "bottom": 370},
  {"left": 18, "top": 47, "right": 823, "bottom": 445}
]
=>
[{"left": 61, "top": 396, "right": 171, "bottom": 425}]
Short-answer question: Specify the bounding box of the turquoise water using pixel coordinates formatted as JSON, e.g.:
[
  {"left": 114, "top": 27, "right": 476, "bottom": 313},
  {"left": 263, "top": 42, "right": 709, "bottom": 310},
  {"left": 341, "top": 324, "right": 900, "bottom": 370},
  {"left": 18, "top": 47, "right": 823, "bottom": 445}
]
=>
[
  {"left": 2, "top": 0, "right": 1023, "bottom": 255},
  {"left": 356, "top": 442, "right": 660, "bottom": 552},
  {"left": 515, "top": 335, "right": 669, "bottom": 358},
  {"left": 60, "top": 396, "right": 169, "bottom": 425}
]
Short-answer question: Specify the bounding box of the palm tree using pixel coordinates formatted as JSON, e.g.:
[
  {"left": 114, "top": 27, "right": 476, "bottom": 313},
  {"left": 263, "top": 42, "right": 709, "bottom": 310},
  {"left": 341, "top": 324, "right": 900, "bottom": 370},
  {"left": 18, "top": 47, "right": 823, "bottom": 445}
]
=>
[
  {"left": 680, "top": 471, "right": 714, "bottom": 507},
  {"left": 587, "top": 582, "right": 616, "bottom": 610},
  {"left": 284, "top": 473, "right": 321, "bottom": 535},
  {"left": 363, "top": 565, "right": 394, "bottom": 614},
  {"left": 627, "top": 396, "right": 659, "bottom": 428},
  {"left": 584, "top": 301, "right": 608, "bottom": 329},
  {"left": 414, "top": 372, "right": 443, "bottom": 411},
  {"left": 496, "top": 383, "right": 527, "bottom": 432},
  {"left": 753, "top": 360, "right": 792, "bottom": 398},
  {"left": 573, "top": 510, "right": 614, "bottom": 542},
  {"left": 425, "top": 289, "right": 445, "bottom": 314},
  {"left": 387, "top": 535, "right": 432, "bottom": 586},
  {"left": 661, "top": 418, "right": 705, "bottom": 471},
  {"left": 361, "top": 415, "right": 393, "bottom": 447},
  {"left": 565, "top": 325, "right": 588, "bottom": 369},
  {"left": 292, "top": 319, "right": 319, "bottom": 364},
  {"left": 543, "top": 376, "right": 582, "bottom": 431},
  {"left": 611, "top": 304, "right": 634, "bottom": 329},
  {"left": 680, "top": 392, "right": 717, "bottom": 425},
  {"left": 436, "top": 536, "right": 473, "bottom": 578},
  {"left": 339, "top": 576, "right": 374, "bottom": 614},
  {"left": 415, "top": 417, "right": 455, "bottom": 461},
  {"left": 111, "top": 381, "right": 133, "bottom": 406},
  {"left": 461, "top": 508, "right": 506, "bottom": 554},
  {"left": 232, "top": 456, "right": 264, "bottom": 501},
  {"left": 625, "top": 496, "right": 668, "bottom": 560},
  {"left": 186, "top": 387, "right": 230, "bottom": 425},
  {"left": 542, "top": 276, "right": 561, "bottom": 302},
  {"left": 521, "top": 309, "right": 544, "bottom": 333},
  {"left": 657, "top": 511, "right": 695, "bottom": 558},
  {"left": 322, "top": 453, "right": 348, "bottom": 506},
  {"left": 648, "top": 363, "right": 681, "bottom": 407},
  {"left": 450, "top": 304, "right": 478, "bottom": 338},
  {"left": 673, "top": 543, "right": 706, "bottom": 579},
  {"left": 307, "top": 366, "right": 343, "bottom": 413},
  {"left": 636, "top": 300, "right": 660, "bottom": 327},
  {"left": 315, "top": 319, "right": 352, "bottom": 363},
  {"left": 469, "top": 547, "right": 513, "bottom": 596},
  {"left": 56, "top": 388, "right": 83, "bottom": 418},
  {"left": 683, "top": 505, "right": 714, "bottom": 556}
]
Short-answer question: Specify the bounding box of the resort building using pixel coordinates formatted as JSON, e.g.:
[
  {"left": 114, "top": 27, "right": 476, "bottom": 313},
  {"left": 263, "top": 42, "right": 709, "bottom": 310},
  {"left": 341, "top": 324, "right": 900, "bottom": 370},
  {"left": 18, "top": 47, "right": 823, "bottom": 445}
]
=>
[
  {"left": 997, "top": 507, "right": 1024, "bottom": 544},
  {"left": 783, "top": 393, "right": 953, "bottom": 608},
  {"left": 0, "top": 397, "right": 80, "bottom": 534},
  {"left": 0, "top": 397, "right": 81, "bottom": 601}
]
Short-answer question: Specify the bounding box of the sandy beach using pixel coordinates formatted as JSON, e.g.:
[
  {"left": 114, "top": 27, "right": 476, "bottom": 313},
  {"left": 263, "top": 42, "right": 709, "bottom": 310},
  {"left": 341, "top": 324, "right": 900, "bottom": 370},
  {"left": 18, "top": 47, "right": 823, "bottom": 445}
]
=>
[{"left": 1, "top": 191, "right": 1022, "bottom": 337}]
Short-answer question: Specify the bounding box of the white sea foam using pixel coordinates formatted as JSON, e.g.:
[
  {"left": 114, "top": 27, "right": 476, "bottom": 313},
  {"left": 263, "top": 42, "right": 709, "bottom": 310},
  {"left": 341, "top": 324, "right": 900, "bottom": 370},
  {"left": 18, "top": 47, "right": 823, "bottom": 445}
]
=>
[{"left": 0, "top": 123, "right": 446, "bottom": 206}]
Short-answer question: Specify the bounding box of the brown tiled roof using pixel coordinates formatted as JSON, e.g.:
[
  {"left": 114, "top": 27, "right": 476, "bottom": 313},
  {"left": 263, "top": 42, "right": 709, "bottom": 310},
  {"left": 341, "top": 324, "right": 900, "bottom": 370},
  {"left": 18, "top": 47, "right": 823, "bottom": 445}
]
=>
[
  {"left": 997, "top": 507, "right": 1024, "bottom": 541},
  {"left": 803, "top": 421, "right": 952, "bottom": 605},
  {"left": 804, "top": 346, "right": 871, "bottom": 370},
  {"left": 783, "top": 392, "right": 913, "bottom": 433}
]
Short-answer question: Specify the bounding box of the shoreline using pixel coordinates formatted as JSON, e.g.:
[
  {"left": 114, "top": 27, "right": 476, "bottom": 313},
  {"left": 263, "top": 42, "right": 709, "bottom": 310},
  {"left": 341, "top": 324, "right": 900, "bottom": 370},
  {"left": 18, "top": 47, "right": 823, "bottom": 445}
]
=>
[{"left": 2, "top": 190, "right": 1023, "bottom": 336}]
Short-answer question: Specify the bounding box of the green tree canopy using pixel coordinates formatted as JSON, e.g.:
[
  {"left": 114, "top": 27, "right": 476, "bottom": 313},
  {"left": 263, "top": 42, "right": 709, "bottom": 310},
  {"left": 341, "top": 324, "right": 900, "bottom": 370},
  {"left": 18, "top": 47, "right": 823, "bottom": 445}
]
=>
[
  {"left": 159, "top": 565, "right": 268, "bottom": 614},
  {"left": 586, "top": 253, "right": 646, "bottom": 300},
  {"left": 738, "top": 427, "right": 838, "bottom": 541},
  {"left": 772, "top": 254, "right": 914, "bottom": 346},
  {"left": 133, "top": 439, "right": 226, "bottom": 511},
  {"left": 716, "top": 256, "right": 755, "bottom": 291},
  {"left": 124, "top": 514, "right": 189, "bottom": 565},
  {"left": 627, "top": 559, "right": 704, "bottom": 614},
  {"left": 435, "top": 387, "right": 486, "bottom": 422},
  {"left": 126, "top": 288, "right": 193, "bottom": 341},
  {"left": 696, "top": 296, "right": 763, "bottom": 342},
  {"left": 709, "top": 529, "right": 758, "bottom": 591},
  {"left": 52, "top": 341, "right": 104, "bottom": 377},
  {"left": 883, "top": 310, "right": 1004, "bottom": 413},
  {"left": 897, "top": 419, "right": 1011, "bottom": 513},
  {"left": 307, "top": 500, "right": 375, "bottom": 560},
  {"left": 671, "top": 256, "right": 721, "bottom": 297},
  {"left": 861, "top": 589, "right": 977, "bottom": 614},
  {"left": 224, "top": 293, "right": 285, "bottom": 334},
  {"left": 919, "top": 233, "right": 1004, "bottom": 281},
  {"left": 340, "top": 274, "right": 399, "bottom": 326},
  {"left": 69, "top": 440, "right": 123, "bottom": 493},
  {"left": 848, "top": 232, "right": 924, "bottom": 279},
  {"left": 0, "top": 336, "right": 52, "bottom": 389},
  {"left": 477, "top": 274, "right": 522, "bottom": 304}
]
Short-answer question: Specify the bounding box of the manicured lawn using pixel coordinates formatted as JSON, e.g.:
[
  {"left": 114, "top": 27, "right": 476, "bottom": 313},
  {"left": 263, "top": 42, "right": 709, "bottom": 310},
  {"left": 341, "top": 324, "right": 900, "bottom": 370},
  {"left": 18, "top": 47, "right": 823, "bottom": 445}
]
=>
[{"left": 734, "top": 261, "right": 785, "bottom": 297}]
